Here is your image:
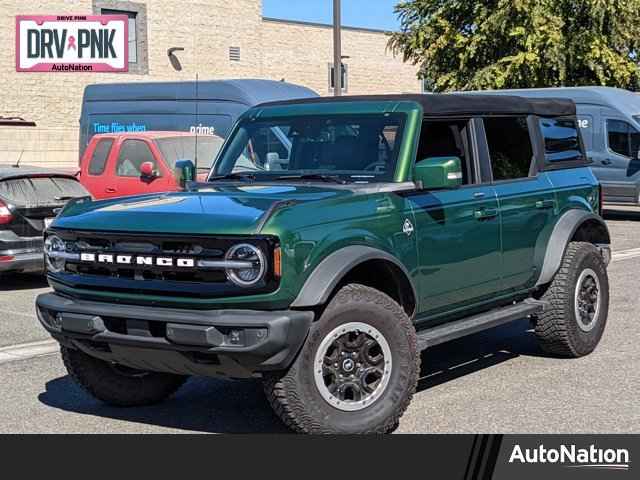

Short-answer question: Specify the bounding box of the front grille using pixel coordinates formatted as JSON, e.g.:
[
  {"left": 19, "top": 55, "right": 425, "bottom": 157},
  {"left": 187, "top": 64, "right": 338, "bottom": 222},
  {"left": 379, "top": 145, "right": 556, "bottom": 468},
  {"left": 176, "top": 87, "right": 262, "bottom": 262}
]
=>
[{"left": 49, "top": 230, "right": 279, "bottom": 298}]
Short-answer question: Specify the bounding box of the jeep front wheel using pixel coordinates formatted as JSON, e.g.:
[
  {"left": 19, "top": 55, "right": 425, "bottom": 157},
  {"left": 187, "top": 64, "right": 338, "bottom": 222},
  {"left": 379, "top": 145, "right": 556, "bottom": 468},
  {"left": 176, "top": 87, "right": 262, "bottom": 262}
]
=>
[
  {"left": 535, "top": 241, "right": 609, "bottom": 357},
  {"left": 61, "top": 346, "right": 188, "bottom": 406},
  {"left": 263, "top": 284, "right": 420, "bottom": 434}
]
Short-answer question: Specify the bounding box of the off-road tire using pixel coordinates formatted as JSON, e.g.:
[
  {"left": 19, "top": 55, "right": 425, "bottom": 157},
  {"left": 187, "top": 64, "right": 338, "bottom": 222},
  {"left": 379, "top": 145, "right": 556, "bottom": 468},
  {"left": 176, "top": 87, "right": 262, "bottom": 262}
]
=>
[
  {"left": 61, "top": 346, "right": 188, "bottom": 406},
  {"left": 535, "top": 242, "right": 609, "bottom": 357},
  {"left": 263, "top": 284, "right": 420, "bottom": 434}
]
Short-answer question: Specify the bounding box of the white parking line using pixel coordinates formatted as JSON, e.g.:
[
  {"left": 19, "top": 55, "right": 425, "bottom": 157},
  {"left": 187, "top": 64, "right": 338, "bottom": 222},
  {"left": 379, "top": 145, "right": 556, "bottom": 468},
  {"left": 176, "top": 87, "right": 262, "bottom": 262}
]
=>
[
  {"left": 0, "top": 339, "right": 58, "bottom": 365},
  {"left": 612, "top": 247, "right": 640, "bottom": 262}
]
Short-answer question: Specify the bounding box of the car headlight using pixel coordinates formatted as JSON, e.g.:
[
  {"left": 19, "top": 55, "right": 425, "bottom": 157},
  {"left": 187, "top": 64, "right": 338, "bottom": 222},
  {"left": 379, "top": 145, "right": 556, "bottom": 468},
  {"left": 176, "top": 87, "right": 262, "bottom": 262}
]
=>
[
  {"left": 44, "top": 235, "right": 67, "bottom": 273},
  {"left": 225, "top": 243, "right": 266, "bottom": 287}
]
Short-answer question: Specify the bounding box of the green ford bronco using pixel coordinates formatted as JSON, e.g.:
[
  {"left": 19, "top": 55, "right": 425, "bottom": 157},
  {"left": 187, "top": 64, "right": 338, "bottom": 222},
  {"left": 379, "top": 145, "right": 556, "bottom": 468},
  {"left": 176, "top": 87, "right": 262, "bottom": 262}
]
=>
[{"left": 37, "top": 94, "right": 611, "bottom": 433}]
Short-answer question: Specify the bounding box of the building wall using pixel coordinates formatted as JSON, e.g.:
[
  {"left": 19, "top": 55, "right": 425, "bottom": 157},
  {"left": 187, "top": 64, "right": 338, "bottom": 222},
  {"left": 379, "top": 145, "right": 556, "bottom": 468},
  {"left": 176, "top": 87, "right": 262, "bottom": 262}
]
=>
[
  {"left": 0, "top": 0, "right": 420, "bottom": 168},
  {"left": 262, "top": 18, "right": 421, "bottom": 96}
]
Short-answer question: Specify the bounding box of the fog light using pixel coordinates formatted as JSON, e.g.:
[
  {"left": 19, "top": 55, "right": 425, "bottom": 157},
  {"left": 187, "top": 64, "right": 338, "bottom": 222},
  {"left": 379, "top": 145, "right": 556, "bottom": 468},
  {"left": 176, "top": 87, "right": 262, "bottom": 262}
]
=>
[{"left": 223, "top": 328, "right": 268, "bottom": 347}]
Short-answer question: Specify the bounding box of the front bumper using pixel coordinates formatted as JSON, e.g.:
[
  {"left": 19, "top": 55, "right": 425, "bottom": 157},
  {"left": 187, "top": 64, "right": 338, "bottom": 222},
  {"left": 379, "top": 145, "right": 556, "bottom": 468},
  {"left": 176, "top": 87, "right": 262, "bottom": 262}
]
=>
[{"left": 36, "top": 293, "right": 313, "bottom": 378}]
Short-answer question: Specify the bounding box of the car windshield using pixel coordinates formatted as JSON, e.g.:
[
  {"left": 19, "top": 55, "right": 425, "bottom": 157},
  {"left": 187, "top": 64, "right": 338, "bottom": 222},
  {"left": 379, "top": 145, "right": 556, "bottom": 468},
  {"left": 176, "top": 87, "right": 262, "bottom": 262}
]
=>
[
  {"left": 155, "top": 135, "right": 225, "bottom": 171},
  {"left": 210, "top": 114, "right": 406, "bottom": 182}
]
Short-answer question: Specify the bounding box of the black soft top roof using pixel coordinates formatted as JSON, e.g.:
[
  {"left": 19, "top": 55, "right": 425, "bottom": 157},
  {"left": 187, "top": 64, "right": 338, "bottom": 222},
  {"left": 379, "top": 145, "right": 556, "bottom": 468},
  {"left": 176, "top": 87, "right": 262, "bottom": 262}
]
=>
[{"left": 260, "top": 93, "right": 576, "bottom": 117}]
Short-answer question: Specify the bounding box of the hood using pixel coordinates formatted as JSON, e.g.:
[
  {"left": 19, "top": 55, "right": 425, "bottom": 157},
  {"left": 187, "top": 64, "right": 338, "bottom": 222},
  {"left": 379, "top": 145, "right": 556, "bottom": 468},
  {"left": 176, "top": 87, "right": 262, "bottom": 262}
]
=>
[{"left": 53, "top": 184, "right": 355, "bottom": 235}]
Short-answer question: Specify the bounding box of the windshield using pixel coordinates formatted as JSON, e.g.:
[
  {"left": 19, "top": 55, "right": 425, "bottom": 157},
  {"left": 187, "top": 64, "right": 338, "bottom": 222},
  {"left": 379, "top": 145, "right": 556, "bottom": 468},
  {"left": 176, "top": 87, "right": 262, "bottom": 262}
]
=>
[
  {"left": 210, "top": 114, "right": 406, "bottom": 182},
  {"left": 155, "top": 135, "right": 225, "bottom": 171}
]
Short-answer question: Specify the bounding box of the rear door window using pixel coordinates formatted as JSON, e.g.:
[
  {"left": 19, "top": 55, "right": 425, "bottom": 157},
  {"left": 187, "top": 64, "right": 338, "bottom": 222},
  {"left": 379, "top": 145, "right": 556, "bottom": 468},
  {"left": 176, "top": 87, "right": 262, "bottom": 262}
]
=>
[
  {"left": 0, "top": 177, "right": 87, "bottom": 207},
  {"left": 115, "top": 140, "right": 156, "bottom": 177},
  {"left": 539, "top": 117, "right": 583, "bottom": 163},
  {"left": 88, "top": 139, "right": 113, "bottom": 175},
  {"left": 484, "top": 116, "right": 534, "bottom": 180}
]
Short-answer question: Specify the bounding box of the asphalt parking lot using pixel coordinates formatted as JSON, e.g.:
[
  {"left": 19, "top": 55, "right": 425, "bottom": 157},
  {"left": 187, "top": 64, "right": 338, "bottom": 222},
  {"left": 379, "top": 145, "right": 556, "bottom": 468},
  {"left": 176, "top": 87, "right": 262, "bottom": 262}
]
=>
[{"left": 0, "top": 208, "right": 639, "bottom": 433}]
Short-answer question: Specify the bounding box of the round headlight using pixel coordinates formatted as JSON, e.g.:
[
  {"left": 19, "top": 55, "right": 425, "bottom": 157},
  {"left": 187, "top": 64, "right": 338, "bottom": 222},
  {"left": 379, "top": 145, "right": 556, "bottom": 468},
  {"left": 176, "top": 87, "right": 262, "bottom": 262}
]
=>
[
  {"left": 44, "top": 235, "right": 66, "bottom": 273},
  {"left": 225, "top": 243, "right": 266, "bottom": 287}
]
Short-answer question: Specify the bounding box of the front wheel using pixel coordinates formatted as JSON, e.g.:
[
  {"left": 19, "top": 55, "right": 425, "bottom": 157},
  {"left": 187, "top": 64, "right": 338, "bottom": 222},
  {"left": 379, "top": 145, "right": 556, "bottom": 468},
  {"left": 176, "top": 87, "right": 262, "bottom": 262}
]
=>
[
  {"left": 535, "top": 242, "right": 609, "bottom": 357},
  {"left": 263, "top": 284, "right": 420, "bottom": 434}
]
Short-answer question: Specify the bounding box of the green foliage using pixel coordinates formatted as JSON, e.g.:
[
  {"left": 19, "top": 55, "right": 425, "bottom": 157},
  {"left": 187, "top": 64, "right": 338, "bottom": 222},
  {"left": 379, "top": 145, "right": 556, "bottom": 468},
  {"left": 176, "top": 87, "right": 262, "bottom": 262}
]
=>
[{"left": 388, "top": 0, "right": 640, "bottom": 91}]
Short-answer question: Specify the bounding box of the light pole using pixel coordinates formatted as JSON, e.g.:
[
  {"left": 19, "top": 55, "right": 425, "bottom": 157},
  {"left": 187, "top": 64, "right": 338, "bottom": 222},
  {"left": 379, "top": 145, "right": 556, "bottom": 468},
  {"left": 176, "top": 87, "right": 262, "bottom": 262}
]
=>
[{"left": 333, "top": 0, "right": 342, "bottom": 96}]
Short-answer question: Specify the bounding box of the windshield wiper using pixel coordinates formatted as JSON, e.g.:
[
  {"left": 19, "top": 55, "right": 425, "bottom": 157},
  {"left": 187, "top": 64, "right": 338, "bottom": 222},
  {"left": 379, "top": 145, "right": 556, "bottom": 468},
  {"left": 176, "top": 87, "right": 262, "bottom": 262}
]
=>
[
  {"left": 275, "top": 174, "right": 348, "bottom": 184},
  {"left": 208, "top": 172, "right": 257, "bottom": 182}
]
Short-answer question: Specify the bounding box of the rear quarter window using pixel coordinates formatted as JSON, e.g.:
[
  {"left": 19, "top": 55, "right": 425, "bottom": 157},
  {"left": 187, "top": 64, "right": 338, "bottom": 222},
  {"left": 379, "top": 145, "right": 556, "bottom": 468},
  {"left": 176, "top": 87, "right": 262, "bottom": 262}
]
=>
[
  {"left": 88, "top": 139, "right": 113, "bottom": 175},
  {"left": 539, "top": 117, "right": 584, "bottom": 165}
]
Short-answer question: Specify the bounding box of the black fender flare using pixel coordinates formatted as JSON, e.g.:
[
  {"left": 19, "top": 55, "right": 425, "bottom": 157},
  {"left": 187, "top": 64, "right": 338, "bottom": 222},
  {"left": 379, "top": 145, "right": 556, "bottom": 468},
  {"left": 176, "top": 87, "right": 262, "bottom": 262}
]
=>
[
  {"left": 290, "top": 246, "right": 417, "bottom": 308},
  {"left": 536, "top": 209, "right": 610, "bottom": 286}
]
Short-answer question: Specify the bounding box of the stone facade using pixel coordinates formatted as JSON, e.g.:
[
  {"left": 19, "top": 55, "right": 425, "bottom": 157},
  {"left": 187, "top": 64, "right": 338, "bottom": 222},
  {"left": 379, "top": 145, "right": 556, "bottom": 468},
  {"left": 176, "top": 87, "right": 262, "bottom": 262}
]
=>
[{"left": 0, "top": 0, "right": 420, "bottom": 168}]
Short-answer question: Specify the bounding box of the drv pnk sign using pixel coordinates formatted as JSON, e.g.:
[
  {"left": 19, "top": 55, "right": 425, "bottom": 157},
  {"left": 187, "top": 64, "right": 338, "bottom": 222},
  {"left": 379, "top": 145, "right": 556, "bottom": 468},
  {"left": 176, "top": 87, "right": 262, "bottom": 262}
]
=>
[{"left": 16, "top": 15, "right": 128, "bottom": 72}]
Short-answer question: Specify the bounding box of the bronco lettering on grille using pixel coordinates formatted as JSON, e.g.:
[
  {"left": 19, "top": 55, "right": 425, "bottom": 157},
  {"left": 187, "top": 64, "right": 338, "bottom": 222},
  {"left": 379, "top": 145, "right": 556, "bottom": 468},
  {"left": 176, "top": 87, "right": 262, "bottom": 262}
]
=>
[{"left": 79, "top": 252, "right": 195, "bottom": 268}]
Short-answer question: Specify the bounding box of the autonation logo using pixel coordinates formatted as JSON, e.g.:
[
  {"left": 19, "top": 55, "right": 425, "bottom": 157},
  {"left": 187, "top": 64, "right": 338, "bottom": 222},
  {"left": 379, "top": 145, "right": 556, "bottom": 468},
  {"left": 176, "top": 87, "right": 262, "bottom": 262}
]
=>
[{"left": 509, "top": 443, "right": 630, "bottom": 471}]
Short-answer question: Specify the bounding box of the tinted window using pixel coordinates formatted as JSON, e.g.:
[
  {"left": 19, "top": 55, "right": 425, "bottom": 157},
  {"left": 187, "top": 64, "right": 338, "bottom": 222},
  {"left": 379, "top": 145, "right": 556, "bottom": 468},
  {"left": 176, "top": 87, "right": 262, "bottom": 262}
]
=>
[
  {"left": 116, "top": 140, "right": 156, "bottom": 177},
  {"left": 607, "top": 119, "right": 640, "bottom": 158},
  {"left": 88, "top": 139, "right": 113, "bottom": 175},
  {"left": 213, "top": 114, "right": 405, "bottom": 182},
  {"left": 417, "top": 120, "right": 472, "bottom": 184},
  {"left": 539, "top": 117, "right": 582, "bottom": 163},
  {"left": 155, "top": 135, "right": 224, "bottom": 171},
  {"left": 484, "top": 117, "right": 533, "bottom": 180}
]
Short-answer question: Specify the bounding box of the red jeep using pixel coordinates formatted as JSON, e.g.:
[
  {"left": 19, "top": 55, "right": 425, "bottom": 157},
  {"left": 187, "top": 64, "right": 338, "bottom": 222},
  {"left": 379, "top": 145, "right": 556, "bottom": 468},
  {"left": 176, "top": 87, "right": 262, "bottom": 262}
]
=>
[{"left": 79, "top": 132, "right": 223, "bottom": 199}]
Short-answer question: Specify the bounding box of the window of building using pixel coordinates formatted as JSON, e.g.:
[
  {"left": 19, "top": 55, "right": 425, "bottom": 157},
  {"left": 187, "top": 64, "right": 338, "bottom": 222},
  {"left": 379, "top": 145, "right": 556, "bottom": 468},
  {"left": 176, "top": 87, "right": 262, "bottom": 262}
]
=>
[
  {"left": 101, "top": 8, "right": 137, "bottom": 63},
  {"left": 484, "top": 117, "right": 534, "bottom": 180},
  {"left": 88, "top": 139, "right": 113, "bottom": 175},
  {"left": 416, "top": 120, "right": 473, "bottom": 185},
  {"left": 328, "top": 63, "right": 348, "bottom": 93},
  {"left": 116, "top": 140, "right": 156, "bottom": 177},
  {"left": 607, "top": 119, "right": 640, "bottom": 159},
  {"left": 539, "top": 117, "right": 582, "bottom": 163},
  {"left": 94, "top": 1, "right": 148, "bottom": 74}
]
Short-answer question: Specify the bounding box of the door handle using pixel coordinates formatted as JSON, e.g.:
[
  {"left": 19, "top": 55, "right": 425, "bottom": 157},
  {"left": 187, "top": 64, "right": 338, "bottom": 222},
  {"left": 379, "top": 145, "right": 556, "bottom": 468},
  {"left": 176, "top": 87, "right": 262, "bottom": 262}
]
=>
[
  {"left": 535, "top": 199, "right": 555, "bottom": 209},
  {"left": 601, "top": 159, "right": 613, "bottom": 165},
  {"left": 474, "top": 207, "right": 498, "bottom": 220},
  {"left": 105, "top": 187, "right": 117, "bottom": 193}
]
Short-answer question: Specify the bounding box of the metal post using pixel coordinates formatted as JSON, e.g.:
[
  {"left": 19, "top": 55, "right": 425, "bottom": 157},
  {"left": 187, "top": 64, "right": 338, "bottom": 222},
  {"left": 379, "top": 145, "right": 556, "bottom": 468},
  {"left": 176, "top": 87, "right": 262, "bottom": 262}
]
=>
[{"left": 333, "top": 0, "right": 342, "bottom": 96}]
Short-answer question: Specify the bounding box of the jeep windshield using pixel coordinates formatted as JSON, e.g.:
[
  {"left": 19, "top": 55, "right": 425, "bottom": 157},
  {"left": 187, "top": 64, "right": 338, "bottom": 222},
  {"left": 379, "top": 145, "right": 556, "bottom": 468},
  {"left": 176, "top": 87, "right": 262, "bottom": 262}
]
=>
[{"left": 209, "top": 114, "right": 406, "bottom": 183}]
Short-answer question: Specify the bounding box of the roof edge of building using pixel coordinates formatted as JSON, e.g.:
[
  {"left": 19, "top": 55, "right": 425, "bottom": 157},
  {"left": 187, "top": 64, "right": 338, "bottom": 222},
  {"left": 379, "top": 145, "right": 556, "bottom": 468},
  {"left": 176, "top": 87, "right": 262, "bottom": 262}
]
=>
[{"left": 262, "top": 16, "right": 394, "bottom": 35}]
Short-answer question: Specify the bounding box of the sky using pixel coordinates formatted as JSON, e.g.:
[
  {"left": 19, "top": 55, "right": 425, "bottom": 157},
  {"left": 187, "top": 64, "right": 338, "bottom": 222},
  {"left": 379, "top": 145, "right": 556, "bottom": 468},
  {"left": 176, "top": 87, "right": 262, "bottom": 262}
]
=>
[{"left": 262, "top": 0, "right": 401, "bottom": 31}]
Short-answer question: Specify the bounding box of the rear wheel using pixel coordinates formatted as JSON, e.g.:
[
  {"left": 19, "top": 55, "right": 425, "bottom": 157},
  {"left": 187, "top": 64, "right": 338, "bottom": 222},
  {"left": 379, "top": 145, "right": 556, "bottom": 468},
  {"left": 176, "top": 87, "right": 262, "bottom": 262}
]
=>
[
  {"left": 263, "top": 284, "right": 419, "bottom": 434},
  {"left": 535, "top": 242, "right": 609, "bottom": 357},
  {"left": 61, "top": 346, "right": 188, "bottom": 406}
]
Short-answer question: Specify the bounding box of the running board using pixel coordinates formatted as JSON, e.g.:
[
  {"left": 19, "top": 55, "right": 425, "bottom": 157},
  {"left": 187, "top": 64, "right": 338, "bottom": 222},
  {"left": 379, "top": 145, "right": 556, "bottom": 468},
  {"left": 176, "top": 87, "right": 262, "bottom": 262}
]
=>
[{"left": 416, "top": 299, "right": 546, "bottom": 351}]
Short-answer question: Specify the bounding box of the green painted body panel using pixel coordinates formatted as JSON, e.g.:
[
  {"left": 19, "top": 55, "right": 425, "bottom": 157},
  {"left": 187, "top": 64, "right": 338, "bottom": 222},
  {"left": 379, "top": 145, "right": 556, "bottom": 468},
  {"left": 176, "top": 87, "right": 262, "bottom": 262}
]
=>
[{"left": 49, "top": 99, "right": 602, "bottom": 319}]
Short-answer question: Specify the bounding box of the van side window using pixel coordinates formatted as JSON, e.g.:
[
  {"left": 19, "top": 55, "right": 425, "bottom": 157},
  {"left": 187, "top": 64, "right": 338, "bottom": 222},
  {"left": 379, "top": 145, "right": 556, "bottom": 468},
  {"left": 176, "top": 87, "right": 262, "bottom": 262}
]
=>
[
  {"left": 539, "top": 117, "right": 582, "bottom": 163},
  {"left": 88, "top": 139, "right": 113, "bottom": 176},
  {"left": 607, "top": 119, "right": 640, "bottom": 159},
  {"left": 116, "top": 140, "right": 157, "bottom": 177},
  {"left": 416, "top": 120, "right": 473, "bottom": 184},
  {"left": 484, "top": 116, "right": 533, "bottom": 180}
]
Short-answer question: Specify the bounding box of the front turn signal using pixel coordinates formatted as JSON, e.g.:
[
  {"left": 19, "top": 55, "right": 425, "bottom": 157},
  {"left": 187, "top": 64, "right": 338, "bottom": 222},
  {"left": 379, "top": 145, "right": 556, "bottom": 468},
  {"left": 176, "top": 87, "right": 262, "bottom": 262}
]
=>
[{"left": 273, "top": 246, "right": 282, "bottom": 279}]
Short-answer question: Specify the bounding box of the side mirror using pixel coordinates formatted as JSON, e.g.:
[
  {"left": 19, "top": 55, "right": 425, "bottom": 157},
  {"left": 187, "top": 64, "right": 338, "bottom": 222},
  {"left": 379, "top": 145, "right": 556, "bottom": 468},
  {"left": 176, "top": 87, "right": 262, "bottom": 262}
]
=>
[
  {"left": 413, "top": 156, "right": 463, "bottom": 190},
  {"left": 174, "top": 159, "right": 195, "bottom": 189},
  {"left": 139, "top": 161, "right": 156, "bottom": 179}
]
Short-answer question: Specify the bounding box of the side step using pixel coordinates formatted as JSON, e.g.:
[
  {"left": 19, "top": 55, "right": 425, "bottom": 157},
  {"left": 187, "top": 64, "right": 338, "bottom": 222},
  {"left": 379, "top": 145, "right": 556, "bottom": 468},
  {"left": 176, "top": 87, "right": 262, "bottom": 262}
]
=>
[{"left": 416, "top": 299, "right": 546, "bottom": 351}]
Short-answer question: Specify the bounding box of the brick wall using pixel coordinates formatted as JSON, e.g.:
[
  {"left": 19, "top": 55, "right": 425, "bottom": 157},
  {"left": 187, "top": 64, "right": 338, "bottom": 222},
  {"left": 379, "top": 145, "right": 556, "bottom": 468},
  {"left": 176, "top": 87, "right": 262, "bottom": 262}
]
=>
[
  {"left": 262, "top": 18, "right": 421, "bottom": 96},
  {"left": 0, "top": 0, "right": 420, "bottom": 168}
]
